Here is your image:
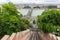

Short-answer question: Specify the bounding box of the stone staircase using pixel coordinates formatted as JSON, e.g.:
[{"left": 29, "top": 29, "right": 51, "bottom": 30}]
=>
[
  {"left": 1, "top": 29, "right": 60, "bottom": 40},
  {"left": 1, "top": 29, "right": 30, "bottom": 40}
]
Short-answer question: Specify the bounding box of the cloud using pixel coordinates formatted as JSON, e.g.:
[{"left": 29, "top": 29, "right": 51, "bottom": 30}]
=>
[
  {"left": 45, "top": 0, "right": 60, "bottom": 4},
  {"left": 9, "top": 0, "right": 44, "bottom": 4},
  {"left": 0, "top": 0, "right": 60, "bottom": 4},
  {"left": 0, "top": 0, "right": 9, "bottom": 4}
]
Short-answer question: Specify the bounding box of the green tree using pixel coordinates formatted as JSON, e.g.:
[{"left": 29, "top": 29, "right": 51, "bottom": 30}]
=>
[
  {"left": 22, "top": 18, "right": 33, "bottom": 28},
  {"left": 0, "top": 2, "right": 33, "bottom": 39},
  {"left": 0, "top": 8, "right": 1, "bottom": 13},
  {"left": 0, "top": 2, "right": 21, "bottom": 37},
  {"left": 0, "top": 2, "right": 21, "bottom": 38},
  {"left": 37, "top": 9, "right": 60, "bottom": 33}
]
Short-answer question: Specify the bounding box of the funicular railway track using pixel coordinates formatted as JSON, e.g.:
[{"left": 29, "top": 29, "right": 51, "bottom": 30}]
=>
[{"left": 29, "top": 28, "right": 43, "bottom": 40}]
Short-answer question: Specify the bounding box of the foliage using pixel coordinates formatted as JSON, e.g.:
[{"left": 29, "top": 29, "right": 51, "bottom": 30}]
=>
[
  {"left": 0, "top": 2, "right": 32, "bottom": 39},
  {"left": 34, "top": 6, "right": 40, "bottom": 9},
  {"left": 24, "top": 6, "right": 31, "bottom": 8},
  {"left": 21, "top": 18, "right": 33, "bottom": 29},
  {"left": 37, "top": 9, "right": 60, "bottom": 33},
  {"left": 0, "top": 8, "right": 1, "bottom": 13},
  {"left": 0, "top": 2, "right": 21, "bottom": 38}
]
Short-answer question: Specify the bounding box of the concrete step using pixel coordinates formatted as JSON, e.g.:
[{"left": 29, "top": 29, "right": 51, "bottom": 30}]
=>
[{"left": 1, "top": 35, "right": 9, "bottom": 40}]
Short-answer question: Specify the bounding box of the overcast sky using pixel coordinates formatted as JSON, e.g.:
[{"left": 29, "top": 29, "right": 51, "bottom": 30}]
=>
[{"left": 0, "top": 0, "right": 60, "bottom": 4}]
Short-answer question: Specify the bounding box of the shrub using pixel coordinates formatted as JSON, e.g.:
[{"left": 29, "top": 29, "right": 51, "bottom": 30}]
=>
[
  {"left": 37, "top": 9, "right": 60, "bottom": 33},
  {"left": 0, "top": 2, "right": 33, "bottom": 39},
  {"left": 21, "top": 18, "right": 33, "bottom": 29}
]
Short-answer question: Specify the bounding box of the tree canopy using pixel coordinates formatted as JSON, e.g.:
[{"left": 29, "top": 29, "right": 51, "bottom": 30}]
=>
[
  {"left": 37, "top": 9, "right": 60, "bottom": 33},
  {"left": 0, "top": 2, "right": 33, "bottom": 39}
]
